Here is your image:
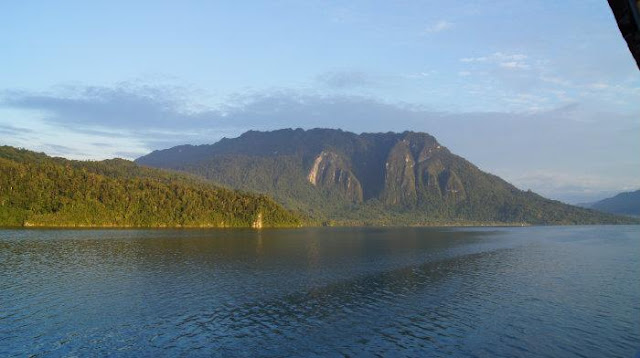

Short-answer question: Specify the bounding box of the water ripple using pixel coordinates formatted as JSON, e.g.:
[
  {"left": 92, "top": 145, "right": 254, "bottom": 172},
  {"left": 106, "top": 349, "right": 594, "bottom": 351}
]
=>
[{"left": 1, "top": 226, "right": 638, "bottom": 357}]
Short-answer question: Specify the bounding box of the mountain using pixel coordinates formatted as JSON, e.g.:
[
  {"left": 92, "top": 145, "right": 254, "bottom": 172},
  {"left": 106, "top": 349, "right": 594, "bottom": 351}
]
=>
[
  {"left": 589, "top": 190, "right": 640, "bottom": 216},
  {"left": 136, "top": 128, "right": 634, "bottom": 225},
  {"left": 0, "top": 146, "right": 300, "bottom": 228}
]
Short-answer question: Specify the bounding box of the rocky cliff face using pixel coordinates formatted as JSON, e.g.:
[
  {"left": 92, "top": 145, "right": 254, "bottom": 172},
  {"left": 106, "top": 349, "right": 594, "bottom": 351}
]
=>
[
  {"left": 382, "top": 140, "right": 417, "bottom": 206},
  {"left": 380, "top": 136, "right": 466, "bottom": 207},
  {"left": 307, "top": 151, "right": 363, "bottom": 203}
]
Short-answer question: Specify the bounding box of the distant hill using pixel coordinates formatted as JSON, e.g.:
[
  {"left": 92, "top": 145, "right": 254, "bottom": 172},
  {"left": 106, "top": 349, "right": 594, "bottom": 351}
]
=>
[
  {"left": 575, "top": 201, "right": 595, "bottom": 209},
  {"left": 0, "top": 146, "right": 300, "bottom": 228},
  {"left": 136, "top": 128, "right": 635, "bottom": 225},
  {"left": 589, "top": 190, "right": 640, "bottom": 216}
]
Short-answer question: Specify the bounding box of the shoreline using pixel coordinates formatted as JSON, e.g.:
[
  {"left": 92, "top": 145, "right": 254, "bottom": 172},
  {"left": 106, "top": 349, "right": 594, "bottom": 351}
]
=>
[{"left": 2, "top": 222, "right": 638, "bottom": 230}]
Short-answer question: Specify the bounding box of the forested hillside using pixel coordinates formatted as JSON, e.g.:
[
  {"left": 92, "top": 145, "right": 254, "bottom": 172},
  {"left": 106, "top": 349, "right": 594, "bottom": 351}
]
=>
[{"left": 0, "top": 146, "right": 300, "bottom": 228}]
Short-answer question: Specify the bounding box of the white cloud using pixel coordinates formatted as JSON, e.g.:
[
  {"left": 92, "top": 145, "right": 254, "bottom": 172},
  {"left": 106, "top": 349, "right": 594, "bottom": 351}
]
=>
[
  {"left": 588, "top": 82, "right": 609, "bottom": 90},
  {"left": 460, "top": 57, "right": 482, "bottom": 63},
  {"left": 540, "top": 76, "right": 572, "bottom": 87},
  {"left": 424, "top": 20, "right": 453, "bottom": 33},
  {"left": 402, "top": 70, "right": 437, "bottom": 79},
  {"left": 496, "top": 53, "right": 527, "bottom": 61},
  {"left": 499, "top": 61, "right": 530, "bottom": 70},
  {"left": 316, "top": 70, "right": 377, "bottom": 89},
  {"left": 460, "top": 52, "right": 529, "bottom": 66}
]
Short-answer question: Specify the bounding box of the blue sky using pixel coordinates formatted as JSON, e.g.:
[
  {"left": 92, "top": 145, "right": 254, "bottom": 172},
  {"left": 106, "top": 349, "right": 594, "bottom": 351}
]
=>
[{"left": 1, "top": 0, "right": 638, "bottom": 203}]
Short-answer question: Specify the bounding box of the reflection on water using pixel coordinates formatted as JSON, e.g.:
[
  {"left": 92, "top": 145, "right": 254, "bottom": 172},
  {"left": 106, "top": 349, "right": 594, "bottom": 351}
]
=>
[{"left": 1, "top": 226, "right": 638, "bottom": 357}]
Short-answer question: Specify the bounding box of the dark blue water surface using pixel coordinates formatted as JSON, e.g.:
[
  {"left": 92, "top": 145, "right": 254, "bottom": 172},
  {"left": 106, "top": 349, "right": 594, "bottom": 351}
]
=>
[{"left": 1, "top": 226, "right": 638, "bottom": 357}]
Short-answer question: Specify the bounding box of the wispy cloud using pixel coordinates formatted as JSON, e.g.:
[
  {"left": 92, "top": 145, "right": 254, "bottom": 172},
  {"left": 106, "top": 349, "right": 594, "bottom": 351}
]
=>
[
  {"left": 453, "top": 51, "right": 637, "bottom": 112},
  {"left": 498, "top": 169, "right": 640, "bottom": 203},
  {"left": 316, "top": 70, "right": 377, "bottom": 89},
  {"left": 499, "top": 61, "right": 530, "bottom": 70},
  {"left": 0, "top": 124, "right": 32, "bottom": 136},
  {"left": 1, "top": 84, "right": 198, "bottom": 131},
  {"left": 424, "top": 20, "right": 453, "bottom": 33},
  {"left": 461, "top": 52, "right": 530, "bottom": 69},
  {"left": 402, "top": 71, "right": 437, "bottom": 80}
]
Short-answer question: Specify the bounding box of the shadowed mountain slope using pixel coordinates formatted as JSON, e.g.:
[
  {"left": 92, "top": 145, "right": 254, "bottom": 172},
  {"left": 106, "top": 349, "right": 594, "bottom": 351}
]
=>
[{"left": 589, "top": 190, "right": 640, "bottom": 216}]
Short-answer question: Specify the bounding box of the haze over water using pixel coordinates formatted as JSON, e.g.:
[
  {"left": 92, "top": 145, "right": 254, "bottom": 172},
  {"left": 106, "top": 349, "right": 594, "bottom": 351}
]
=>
[{"left": 1, "top": 226, "right": 638, "bottom": 357}]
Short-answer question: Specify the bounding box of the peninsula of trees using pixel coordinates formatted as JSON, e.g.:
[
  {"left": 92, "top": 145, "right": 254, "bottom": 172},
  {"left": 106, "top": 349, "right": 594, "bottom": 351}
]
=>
[{"left": 0, "top": 146, "right": 300, "bottom": 228}]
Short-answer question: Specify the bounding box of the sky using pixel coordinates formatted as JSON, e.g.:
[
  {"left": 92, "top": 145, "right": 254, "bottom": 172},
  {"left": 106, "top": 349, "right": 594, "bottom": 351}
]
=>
[{"left": 1, "top": 0, "right": 639, "bottom": 203}]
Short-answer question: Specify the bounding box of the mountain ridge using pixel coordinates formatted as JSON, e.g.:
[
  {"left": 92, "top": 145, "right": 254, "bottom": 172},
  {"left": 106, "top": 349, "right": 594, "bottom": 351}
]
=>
[{"left": 136, "top": 128, "right": 634, "bottom": 225}]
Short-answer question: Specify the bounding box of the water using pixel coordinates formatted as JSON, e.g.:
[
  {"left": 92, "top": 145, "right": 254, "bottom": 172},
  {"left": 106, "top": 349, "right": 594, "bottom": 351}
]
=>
[{"left": 1, "top": 226, "right": 638, "bottom": 357}]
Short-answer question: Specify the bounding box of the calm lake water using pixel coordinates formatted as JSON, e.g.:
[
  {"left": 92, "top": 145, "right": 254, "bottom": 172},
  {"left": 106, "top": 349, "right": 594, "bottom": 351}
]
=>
[{"left": 1, "top": 226, "right": 638, "bottom": 357}]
